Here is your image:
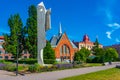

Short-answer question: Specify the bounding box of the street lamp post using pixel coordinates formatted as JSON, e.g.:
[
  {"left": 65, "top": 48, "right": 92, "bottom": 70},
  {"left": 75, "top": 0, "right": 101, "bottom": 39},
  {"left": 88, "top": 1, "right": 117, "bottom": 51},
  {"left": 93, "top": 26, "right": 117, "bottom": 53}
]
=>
[{"left": 16, "top": 33, "right": 20, "bottom": 76}]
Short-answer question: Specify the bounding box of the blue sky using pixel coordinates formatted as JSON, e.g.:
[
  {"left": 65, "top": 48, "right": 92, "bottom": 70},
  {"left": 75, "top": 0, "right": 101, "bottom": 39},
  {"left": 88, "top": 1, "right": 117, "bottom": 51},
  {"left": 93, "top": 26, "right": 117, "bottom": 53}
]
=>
[{"left": 0, "top": 0, "right": 120, "bottom": 46}]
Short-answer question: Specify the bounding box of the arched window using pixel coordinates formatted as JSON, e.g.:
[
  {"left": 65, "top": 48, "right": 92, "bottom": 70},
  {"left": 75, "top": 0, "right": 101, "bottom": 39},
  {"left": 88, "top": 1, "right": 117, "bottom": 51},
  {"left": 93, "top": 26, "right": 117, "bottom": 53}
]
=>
[{"left": 60, "top": 44, "right": 70, "bottom": 55}]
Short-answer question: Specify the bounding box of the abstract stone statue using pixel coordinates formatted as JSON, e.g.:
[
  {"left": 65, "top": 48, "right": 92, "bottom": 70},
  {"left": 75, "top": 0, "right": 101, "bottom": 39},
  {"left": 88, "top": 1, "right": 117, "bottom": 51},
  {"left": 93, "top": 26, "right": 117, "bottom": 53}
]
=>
[{"left": 37, "top": 2, "right": 51, "bottom": 65}]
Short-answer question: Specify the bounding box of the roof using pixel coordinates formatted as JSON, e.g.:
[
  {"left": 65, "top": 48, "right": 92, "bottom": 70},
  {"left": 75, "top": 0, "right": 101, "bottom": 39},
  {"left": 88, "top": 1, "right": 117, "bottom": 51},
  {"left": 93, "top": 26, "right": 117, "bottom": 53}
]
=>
[
  {"left": 0, "top": 36, "right": 4, "bottom": 40},
  {"left": 50, "top": 34, "right": 62, "bottom": 48},
  {"left": 50, "top": 24, "right": 77, "bottom": 48},
  {"left": 70, "top": 40, "right": 78, "bottom": 48},
  {"left": 50, "top": 33, "right": 77, "bottom": 48}
]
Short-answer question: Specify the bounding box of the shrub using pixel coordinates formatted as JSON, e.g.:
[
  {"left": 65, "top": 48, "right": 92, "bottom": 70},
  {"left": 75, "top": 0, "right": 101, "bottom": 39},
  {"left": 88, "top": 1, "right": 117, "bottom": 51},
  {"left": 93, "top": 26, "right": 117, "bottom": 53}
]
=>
[
  {"left": 3, "top": 63, "right": 16, "bottom": 71},
  {"left": 18, "top": 64, "right": 29, "bottom": 71},
  {"left": 28, "top": 63, "right": 40, "bottom": 72},
  {"left": 0, "top": 60, "right": 5, "bottom": 63},
  {"left": 19, "top": 59, "right": 37, "bottom": 64},
  {"left": 0, "top": 63, "right": 6, "bottom": 70},
  {"left": 44, "top": 59, "right": 56, "bottom": 64}
]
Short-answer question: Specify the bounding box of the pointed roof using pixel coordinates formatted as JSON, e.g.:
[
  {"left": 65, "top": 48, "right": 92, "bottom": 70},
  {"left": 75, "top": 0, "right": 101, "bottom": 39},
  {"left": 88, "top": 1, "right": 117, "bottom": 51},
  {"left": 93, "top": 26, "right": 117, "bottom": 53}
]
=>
[
  {"left": 83, "top": 34, "right": 90, "bottom": 42},
  {"left": 0, "top": 36, "right": 4, "bottom": 40},
  {"left": 50, "top": 24, "right": 77, "bottom": 48}
]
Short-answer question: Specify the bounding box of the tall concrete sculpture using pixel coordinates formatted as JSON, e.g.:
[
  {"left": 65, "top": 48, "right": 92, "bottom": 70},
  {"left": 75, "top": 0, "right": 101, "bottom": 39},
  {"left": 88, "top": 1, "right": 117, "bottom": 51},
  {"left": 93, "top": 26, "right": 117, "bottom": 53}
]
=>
[{"left": 37, "top": 2, "right": 51, "bottom": 65}]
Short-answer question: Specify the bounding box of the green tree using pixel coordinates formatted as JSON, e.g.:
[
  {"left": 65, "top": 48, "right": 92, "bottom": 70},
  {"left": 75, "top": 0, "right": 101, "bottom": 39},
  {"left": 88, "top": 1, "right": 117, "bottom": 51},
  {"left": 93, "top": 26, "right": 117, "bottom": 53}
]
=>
[
  {"left": 94, "top": 38, "right": 99, "bottom": 48},
  {"left": 43, "top": 41, "right": 55, "bottom": 64},
  {"left": 25, "top": 5, "right": 37, "bottom": 58},
  {"left": 3, "top": 14, "right": 23, "bottom": 57},
  {"left": 74, "top": 47, "right": 91, "bottom": 63},
  {"left": 104, "top": 48, "right": 119, "bottom": 62},
  {"left": 74, "top": 51, "right": 81, "bottom": 62},
  {"left": 93, "top": 48, "right": 105, "bottom": 63},
  {"left": 92, "top": 38, "right": 99, "bottom": 55}
]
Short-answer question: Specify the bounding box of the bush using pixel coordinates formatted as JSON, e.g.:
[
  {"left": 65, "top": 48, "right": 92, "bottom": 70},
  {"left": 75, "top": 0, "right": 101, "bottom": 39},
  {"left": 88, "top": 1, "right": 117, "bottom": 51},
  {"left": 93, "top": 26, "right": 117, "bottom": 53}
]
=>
[
  {"left": 0, "top": 60, "right": 5, "bottom": 63},
  {"left": 28, "top": 63, "right": 41, "bottom": 72},
  {"left": 44, "top": 59, "right": 56, "bottom": 64},
  {"left": 0, "top": 63, "right": 6, "bottom": 70},
  {"left": 3, "top": 63, "right": 16, "bottom": 71},
  {"left": 19, "top": 59, "right": 37, "bottom": 64},
  {"left": 18, "top": 64, "right": 29, "bottom": 71},
  {"left": 4, "top": 59, "right": 37, "bottom": 64}
]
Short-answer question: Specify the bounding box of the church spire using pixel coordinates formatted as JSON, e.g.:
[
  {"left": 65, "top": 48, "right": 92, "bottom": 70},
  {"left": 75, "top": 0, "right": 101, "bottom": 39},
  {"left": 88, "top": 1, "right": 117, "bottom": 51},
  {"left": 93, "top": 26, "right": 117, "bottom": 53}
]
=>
[{"left": 59, "top": 22, "right": 62, "bottom": 35}]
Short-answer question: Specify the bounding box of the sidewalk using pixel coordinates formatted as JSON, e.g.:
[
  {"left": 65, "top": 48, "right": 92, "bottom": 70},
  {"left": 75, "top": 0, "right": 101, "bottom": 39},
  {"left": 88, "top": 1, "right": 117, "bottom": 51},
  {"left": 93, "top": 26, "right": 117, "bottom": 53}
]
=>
[{"left": 0, "top": 62, "right": 119, "bottom": 80}]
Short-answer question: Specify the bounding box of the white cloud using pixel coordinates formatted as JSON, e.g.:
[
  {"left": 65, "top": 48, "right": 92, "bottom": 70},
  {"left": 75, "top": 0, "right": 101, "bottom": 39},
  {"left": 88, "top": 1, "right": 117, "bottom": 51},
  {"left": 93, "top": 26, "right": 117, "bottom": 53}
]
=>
[
  {"left": 106, "top": 31, "right": 112, "bottom": 39},
  {"left": 106, "top": 23, "right": 120, "bottom": 39},
  {"left": 107, "top": 23, "right": 120, "bottom": 29},
  {"left": 116, "top": 38, "right": 120, "bottom": 42}
]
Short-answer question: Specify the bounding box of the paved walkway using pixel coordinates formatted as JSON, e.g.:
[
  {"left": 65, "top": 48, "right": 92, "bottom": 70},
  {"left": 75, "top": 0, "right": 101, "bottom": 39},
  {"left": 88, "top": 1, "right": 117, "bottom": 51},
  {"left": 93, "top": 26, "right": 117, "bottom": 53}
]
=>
[{"left": 0, "top": 62, "right": 119, "bottom": 80}]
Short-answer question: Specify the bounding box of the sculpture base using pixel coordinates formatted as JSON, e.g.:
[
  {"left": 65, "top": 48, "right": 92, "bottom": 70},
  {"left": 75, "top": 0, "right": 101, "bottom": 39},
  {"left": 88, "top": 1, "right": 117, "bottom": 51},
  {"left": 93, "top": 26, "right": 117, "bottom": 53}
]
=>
[{"left": 38, "top": 49, "right": 44, "bottom": 65}]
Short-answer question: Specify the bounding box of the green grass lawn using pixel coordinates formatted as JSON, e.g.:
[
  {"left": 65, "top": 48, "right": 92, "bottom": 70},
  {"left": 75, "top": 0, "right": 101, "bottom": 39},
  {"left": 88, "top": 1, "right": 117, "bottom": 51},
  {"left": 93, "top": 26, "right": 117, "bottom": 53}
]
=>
[
  {"left": 84, "top": 63, "right": 103, "bottom": 67},
  {"left": 60, "top": 68, "right": 120, "bottom": 80}
]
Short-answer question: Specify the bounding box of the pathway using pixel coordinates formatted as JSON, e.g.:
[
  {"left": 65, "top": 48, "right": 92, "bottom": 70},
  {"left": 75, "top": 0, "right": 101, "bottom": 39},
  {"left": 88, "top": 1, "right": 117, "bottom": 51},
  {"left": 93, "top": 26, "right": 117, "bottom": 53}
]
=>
[{"left": 0, "top": 62, "right": 119, "bottom": 80}]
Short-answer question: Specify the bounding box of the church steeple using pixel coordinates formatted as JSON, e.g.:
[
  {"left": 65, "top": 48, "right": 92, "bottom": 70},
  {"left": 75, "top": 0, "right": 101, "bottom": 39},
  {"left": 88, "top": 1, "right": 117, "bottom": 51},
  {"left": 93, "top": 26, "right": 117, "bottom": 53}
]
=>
[{"left": 59, "top": 22, "right": 62, "bottom": 35}]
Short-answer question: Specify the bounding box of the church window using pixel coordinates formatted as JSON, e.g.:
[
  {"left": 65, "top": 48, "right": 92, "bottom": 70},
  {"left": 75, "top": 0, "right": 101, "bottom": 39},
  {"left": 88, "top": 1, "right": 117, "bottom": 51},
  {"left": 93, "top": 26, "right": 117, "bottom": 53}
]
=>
[{"left": 60, "top": 44, "right": 70, "bottom": 55}]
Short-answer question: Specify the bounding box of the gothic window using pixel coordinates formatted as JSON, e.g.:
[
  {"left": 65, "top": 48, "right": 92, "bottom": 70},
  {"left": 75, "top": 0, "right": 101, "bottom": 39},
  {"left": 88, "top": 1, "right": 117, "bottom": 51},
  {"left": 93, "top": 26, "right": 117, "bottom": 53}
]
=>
[
  {"left": 60, "top": 47, "right": 62, "bottom": 56},
  {"left": 63, "top": 45, "right": 66, "bottom": 54},
  {"left": 60, "top": 44, "right": 70, "bottom": 55}
]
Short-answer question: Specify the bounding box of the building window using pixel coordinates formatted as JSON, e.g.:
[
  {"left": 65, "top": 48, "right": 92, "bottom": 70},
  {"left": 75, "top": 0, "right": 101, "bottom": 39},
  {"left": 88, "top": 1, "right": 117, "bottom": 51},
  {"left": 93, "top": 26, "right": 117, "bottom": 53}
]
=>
[
  {"left": 60, "top": 44, "right": 70, "bottom": 55},
  {"left": 0, "top": 51, "right": 2, "bottom": 54},
  {"left": 5, "top": 56, "right": 8, "bottom": 59},
  {"left": 24, "top": 56, "right": 27, "bottom": 58},
  {"left": 0, "top": 56, "right": 2, "bottom": 59},
  {"left": 60, "top": 47, "right": 62, "bottom": 56}
]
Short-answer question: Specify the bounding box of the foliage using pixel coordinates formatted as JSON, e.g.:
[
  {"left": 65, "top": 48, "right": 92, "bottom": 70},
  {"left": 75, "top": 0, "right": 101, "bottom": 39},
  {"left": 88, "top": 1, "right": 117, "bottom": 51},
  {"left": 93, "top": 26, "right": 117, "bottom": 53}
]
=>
[
  {"left": 94, "top": 48, "right": 105, "bottom": 63},
  {"left": 3, "top": 14, "right": 23, "bottom": 58},
  {"left": 60, "top": 68, "right": 120, "bottom": 80},
  {"left": 19, "top": 59, "right": 37, "bottom": 64},
  {"left": 28, "top": 63, "right": 40, "bottom": 72},
  {"left": 104, "top": 48, "right": 119, "bottom": 62},
  {"left": 74, "top": 47, "right": 91, "bottom": 63},
  {"left": 24, "top": 5, "right": 37, "bottom": 58},
  {"left": 43, "top": 41, "right": 56, "bottom": 64},
  {"left": 0, "top": 63, "right": 6, "bottom": 70},
  {"left": 2, "top": 62, "right": 16, "bottom": 71}
]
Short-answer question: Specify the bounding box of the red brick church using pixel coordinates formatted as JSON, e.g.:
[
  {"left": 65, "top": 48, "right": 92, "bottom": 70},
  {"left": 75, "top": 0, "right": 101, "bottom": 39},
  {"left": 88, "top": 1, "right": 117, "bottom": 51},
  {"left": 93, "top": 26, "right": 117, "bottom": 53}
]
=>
[{"left": 50, "top": 24, "right": 78, "bottom": 62}]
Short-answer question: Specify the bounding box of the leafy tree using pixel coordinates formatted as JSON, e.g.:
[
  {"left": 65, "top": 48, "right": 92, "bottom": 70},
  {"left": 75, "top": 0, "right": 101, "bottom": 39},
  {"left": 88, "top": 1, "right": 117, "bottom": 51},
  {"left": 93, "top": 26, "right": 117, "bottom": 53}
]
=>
[
  {"left": 43, "top": 41, "right": 55, "bottom": 64},
  {"left": 3, "top": 14, "right": 23, "bottom": 57},
  {"left": 94, "top": 38, "right": 99, "bottom": 48},
  {"left": 74, "top": 51, "right": 81, "bottom": 62},
  {"left": 92, "top": 38, "right": 99, "bottom": 55},
  {"left": 74, "top": 47, "right": 91, "bottom": 63},
  {"left": 93, "top": 48, "right": 105, "bottom": 63},
  {"left": 104, "top": 48, "right": 119, "bottom": 62},
  {"left": 25, "top": 5, "right": 37, "bottom": 58},
  {"left": 80, "top": 47, "right": 91, "bottom": 58}
]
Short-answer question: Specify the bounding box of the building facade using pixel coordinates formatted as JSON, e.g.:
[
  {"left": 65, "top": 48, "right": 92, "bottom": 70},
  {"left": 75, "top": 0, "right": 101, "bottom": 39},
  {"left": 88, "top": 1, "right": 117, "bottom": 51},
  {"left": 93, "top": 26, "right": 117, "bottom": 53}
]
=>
[
  {"left": 0, "top": 36, "right": 13, "bottom": 59},
  {"left": 0, "top": 36, "right": 30, "bottom": 60},
  {"left": 73, "top": 34, "right": 103, "bottom": 50},
  {"left": 50, "top": 24, "right": 78, "bottom": 62}
]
